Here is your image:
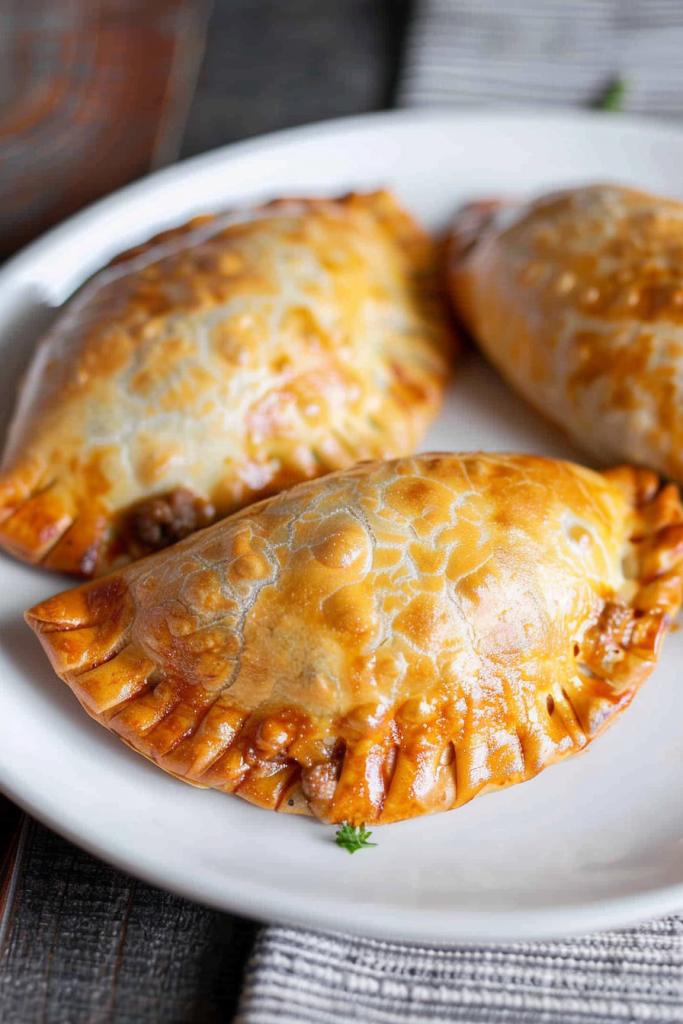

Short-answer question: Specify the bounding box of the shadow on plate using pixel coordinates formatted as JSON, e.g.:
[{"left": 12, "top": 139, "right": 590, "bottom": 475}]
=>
[
  {"left": 0, "top": 610, "right": 87, "bottom": 725},
  {"left": 0, "top": 284, "right": 59, "bottom": 448},
  {"left": 0, "top": 611, "right": 198, "bottom": 786}
]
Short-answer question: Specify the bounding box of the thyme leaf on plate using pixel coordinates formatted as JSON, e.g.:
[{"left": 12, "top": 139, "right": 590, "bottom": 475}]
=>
[{"left": 334, "top": 821, "right": 378, "bottom": 853}]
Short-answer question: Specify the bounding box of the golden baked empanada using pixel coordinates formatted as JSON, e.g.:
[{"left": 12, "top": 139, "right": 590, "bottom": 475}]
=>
[
  {"left": 448, "top": 185, "right": 683, "bottom": 480},
  {"left": 25, "top": 452, "right": 683, "bottom": 826},
  {"left": 0, "top": 191, "right": 450, "bottom": 576}
]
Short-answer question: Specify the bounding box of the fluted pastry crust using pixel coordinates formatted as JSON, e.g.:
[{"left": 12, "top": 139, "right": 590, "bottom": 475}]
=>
[
  {"left": 448, "top": 184, "right": 683, "bottom": 481},
  {"left": 25, "top": 452, "right": 683, "bottom": 825},
  {"left": 0, "top": 191, "right": 450, "bottom": 576}
]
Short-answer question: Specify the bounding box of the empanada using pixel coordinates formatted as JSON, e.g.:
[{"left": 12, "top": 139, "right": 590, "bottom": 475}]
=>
[
  {"left": 448, "top": 184, "right": 683, "bottom": 481},
  {"left": 0, "top": 191, "right": 450, "bottom": 577},
  {"left": 26, "top": 453, "right": 683, "bottom": 826}
]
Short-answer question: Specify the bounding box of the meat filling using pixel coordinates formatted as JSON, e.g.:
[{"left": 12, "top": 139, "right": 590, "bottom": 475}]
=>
[{"left": 130, "top": 488, "right": 215, "bottom": 553}]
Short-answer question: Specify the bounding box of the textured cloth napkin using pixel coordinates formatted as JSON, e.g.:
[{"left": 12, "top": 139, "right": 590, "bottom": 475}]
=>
[
  {"left": 399, "top": 0, "right": 683, "bottom": 114},
  {"left": 236, "top": 922, "right": 683, "bottom": 1023},
  {"left": 236, "top": 4, "right": 683, "bottom": 1022}
]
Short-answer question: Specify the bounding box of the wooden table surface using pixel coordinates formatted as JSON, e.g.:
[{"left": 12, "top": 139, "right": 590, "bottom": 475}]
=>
[{"left": 0, "top": 1, "right": 410, "bottom": 1019}]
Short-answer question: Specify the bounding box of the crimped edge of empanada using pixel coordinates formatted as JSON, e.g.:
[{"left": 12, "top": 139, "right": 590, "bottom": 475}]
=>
[{"left": 25, "top": 463, "right": 683, "bottom": 825}]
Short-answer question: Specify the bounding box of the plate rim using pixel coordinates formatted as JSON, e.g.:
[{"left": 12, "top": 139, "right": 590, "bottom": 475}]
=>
[
  {"left": 3, "top": 766, "right": 683, "bottom": 944},
  {"left": 4, "top": 106, "right": 683, "bottom": 942},
  {"left": 7, "top": 105, "right": 683, "bottom": 291}
]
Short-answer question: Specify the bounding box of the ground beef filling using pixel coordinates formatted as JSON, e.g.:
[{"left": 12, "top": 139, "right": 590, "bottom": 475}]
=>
[{"left": 130, "top": 488, "right": 215, "bottom": 553}]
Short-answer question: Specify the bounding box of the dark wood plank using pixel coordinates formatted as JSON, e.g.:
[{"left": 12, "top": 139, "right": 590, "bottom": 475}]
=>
[
  {"left": 0, "top": 0, "right": 209, "bottom": 259},
  {"left": 0, "top": 822, "right": 258, "bottom": 1023},
  {"left": 181, "top": 0, "right": 413, "bottom": 157},
  {"left": 0, "top": 797, "right": 24, "bottom": 943}
]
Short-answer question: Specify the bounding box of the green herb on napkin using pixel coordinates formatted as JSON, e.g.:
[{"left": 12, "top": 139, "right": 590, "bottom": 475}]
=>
[{"left": 601, "top": 77, "right": 629, "bottom": 111}]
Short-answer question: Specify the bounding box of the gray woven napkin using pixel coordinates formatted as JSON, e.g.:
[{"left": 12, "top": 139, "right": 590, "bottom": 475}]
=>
[
  {"left": 236, "top": 922, "right": 683, "bottom": 1024},
  {"left": 399, "top": 0, "right": 683, "bottom": 115},
  {"left": 236, "top": 4, "right": 683, "bottom": 1022}
]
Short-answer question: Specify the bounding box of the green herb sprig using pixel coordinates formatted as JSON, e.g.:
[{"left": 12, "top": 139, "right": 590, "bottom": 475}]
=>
[
  {"left": 601, "top": 77, "right": 629, "bottom": 112},
  {"left": 334, "top": 821, "right": 378, "bottom": 854}
]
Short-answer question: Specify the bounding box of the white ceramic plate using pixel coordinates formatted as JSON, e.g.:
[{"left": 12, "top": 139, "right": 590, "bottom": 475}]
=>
[{"left": 3, "top": 110, "right": 683, "bottom": 943}]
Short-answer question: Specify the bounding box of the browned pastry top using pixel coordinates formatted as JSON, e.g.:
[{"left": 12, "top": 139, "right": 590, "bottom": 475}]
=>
[
  {"left": 448, "top": 184, "right": 683, "bottom": 481},
  {"left": 0, "top": 191, "right": 451, "bottom": 576},
  {"left": 26, "top": 452, "right": 683, "bottom": 825}
]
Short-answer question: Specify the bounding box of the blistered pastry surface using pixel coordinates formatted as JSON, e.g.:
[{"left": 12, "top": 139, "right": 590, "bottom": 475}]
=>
[
  {"left": 26, "top": 453, "right": 683, "bottom": 824},
  {"left": 449, "top": 184, "right": 683, "bottom": 481},
  {"left": 0, "top": 191, "right": 450, "bottom": 575}
]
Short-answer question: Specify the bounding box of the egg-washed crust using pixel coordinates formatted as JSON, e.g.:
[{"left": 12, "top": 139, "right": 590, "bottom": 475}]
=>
[
  {"left": 448, "top": 184, "right": 683, "bottom": 481},
  {"left": 0, "top": 191, "right": 452, "bottom": 577},
  {"left": 25, "top": 452, "right": 683, "bottom": 826}
]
